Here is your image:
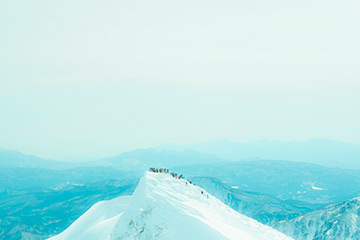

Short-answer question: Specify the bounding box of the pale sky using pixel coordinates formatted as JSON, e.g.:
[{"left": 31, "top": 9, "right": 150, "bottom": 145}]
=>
[{"left": 0, "top": 0, "right": 359, "bottom": 161}]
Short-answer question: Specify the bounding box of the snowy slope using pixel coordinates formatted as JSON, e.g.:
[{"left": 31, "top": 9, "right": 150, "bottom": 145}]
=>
[
  {"left": 273, "top": 197, "right": 360, "bottom": 240},
  {"left": 48, "top": 196, "right": 132, "bottom": 240},
  {"left": 49, "top": 172, "right": 293, "bottom": 240}
]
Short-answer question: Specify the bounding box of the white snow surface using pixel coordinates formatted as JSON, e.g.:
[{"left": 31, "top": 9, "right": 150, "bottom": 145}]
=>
[
  {"left": 48, "top": 196, "right": 131, "bottom": 240},
  {"left": 311, "top": 185, "right": 324, "bottom": 190},
  {"left": 49, "top": 172, "right": 293, "bottom": 240}
]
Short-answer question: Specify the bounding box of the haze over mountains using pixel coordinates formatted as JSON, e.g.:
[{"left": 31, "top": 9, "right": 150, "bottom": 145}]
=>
[
  {"left": 1, "top": 138, "right": 360, "bottom": 239},
  {"left": 157, "top": 139, "right": 360, "bottom": 169},
  {"left": 92, "top": 148, "right": 226, "bottom": 171},
  {"left": 2, "top": 0, "right": 358, "bottom": 238},
  {"left": 2, "top": 139, "right": 360, "bottom": 169},
  {"left": 0, "top": 148, "right": 72, "bottom": 169}
]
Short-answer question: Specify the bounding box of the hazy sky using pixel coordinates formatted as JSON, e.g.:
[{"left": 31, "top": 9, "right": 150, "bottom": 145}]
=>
[{"left": 1, "top": 0, "right": 359, "bottom": 161}]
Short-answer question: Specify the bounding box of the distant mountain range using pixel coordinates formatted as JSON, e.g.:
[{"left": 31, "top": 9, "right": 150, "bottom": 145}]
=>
[
  {"left": 0, "top": 148, "right": 74, "bottom": 169},
  {"left": 3, "top": 142, "right": 360, "bottom": 204},
  {"left": 90, "top": 148, "right": 227, "bottom": 171},
  {"left": 3, "top": 138, "right": 360, "bottom": 169},
  {"left": 175, "top": 160, "right": 360, "bottom": 203},
  {"left": 157, "top": 139, "right": 360, "bottom": 169},
  {"left": 0, "top": 148, "right": 226, "bottom": 170}
]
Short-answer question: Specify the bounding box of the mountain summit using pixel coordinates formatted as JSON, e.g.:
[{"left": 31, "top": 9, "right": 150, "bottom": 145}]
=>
[{"left": 49, "top": 172, "right": 292, "bottom": 240}]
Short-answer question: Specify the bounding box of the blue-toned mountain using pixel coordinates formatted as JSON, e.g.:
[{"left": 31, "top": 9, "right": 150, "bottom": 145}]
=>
[{"left": 158, "top": 139, "right": 360, "bottom": 169}]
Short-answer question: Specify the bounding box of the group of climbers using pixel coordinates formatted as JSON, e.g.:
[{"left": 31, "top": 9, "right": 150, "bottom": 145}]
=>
[
  {"left": 149, "top": 167, "right": 208, "bottom": 198},
  {"left": 149, "top": 167, "right": 169, "bottom": 174},
  {"left": 149, "top": 168, "right": 209, "bottom": 198},
  {"left": 149, "top": 167, "right": 184, "bottom": 179}
]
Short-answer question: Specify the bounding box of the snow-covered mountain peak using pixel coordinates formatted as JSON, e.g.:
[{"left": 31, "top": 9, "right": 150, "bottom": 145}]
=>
[{"left": 49, "top": 171, "right": 293, "bottom": 240}]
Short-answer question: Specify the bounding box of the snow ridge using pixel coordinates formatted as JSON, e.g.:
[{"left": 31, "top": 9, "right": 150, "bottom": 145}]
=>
[
  {"left": 273, "top": 197, "right": 360, "bottom": 240},
  {"left": 49, "top": 172, "right": 293, "bottom": 240}
]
